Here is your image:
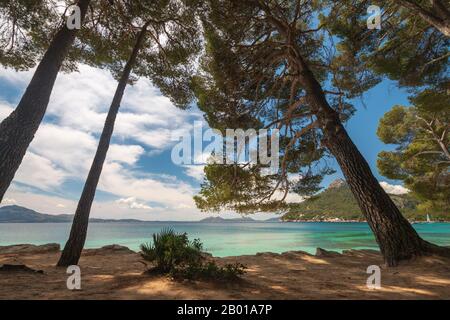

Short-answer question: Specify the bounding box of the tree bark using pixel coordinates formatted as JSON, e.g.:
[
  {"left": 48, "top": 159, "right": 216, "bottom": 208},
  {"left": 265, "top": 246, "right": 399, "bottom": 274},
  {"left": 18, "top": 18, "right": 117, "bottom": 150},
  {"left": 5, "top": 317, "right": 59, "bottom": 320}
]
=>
[
  {"left": 399, "top": 0, "right": 450, "bottom": 36},
  {"left": 294, "top": 54, "right": 449, "bottom": 266},
  {"left": 0, "top": 0, "right": 91, "bottom": 202},
  {"left": 57, "top": 24, "right": 149, "bottom": 267}
]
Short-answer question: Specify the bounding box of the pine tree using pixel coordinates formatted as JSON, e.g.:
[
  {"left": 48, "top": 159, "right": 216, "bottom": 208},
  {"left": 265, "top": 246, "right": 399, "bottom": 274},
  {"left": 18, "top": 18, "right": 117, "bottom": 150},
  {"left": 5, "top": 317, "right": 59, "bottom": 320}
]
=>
[
  {"left": 192, "top": 0, "right": 450, "bottom": 266},
  {"left": 0, "top": 0, "right": 58, "bottom": 70},
  {"left": 57, "top": 0, "right": 201, "bottom": 266},
  {"left": 0, "top": 0, "right": 91, "bottom": 202},
  {"left": 377, "top": 86, "right": 449, "bottom": 213}
]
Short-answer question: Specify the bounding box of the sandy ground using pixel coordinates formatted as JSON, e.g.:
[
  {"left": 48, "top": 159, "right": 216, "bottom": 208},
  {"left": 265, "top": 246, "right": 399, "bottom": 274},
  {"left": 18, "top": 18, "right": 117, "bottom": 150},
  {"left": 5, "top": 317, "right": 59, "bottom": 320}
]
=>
[{"left": 0, "top": 246, "right": 449, "bottom": 300}]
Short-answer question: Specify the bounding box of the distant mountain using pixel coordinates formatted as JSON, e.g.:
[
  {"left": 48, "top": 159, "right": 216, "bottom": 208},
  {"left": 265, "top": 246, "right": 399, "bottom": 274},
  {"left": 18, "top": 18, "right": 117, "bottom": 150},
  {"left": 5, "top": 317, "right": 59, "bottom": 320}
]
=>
[
  {"left": 0, "top": 205, "right": 263, "bottom": 224},
  {"left": 265, "top": 217, "right": 282, "bottom": 222},
  {"left": 199, "top": 216, "right": 256, "bottom": 223},
  {"left": 282, "top": 180, "right": 449, "bottom": 222},
  {"left": 0, "top": 205, "right": 142, "bottom": 223}
]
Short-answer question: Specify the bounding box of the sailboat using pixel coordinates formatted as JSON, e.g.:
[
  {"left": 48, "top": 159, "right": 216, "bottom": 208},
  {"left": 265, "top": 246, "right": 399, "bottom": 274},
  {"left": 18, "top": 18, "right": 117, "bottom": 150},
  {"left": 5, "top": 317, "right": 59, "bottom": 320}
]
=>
[{"left": 426, "top": 214, "right": 433, "bottom": 223}]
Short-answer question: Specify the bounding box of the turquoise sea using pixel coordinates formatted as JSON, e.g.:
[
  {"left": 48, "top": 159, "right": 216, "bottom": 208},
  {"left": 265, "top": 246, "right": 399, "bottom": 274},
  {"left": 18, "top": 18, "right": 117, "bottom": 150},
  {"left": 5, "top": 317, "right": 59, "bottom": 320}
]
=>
[{"left": 0, "top": 222, "right": 449, "bottom": 257}]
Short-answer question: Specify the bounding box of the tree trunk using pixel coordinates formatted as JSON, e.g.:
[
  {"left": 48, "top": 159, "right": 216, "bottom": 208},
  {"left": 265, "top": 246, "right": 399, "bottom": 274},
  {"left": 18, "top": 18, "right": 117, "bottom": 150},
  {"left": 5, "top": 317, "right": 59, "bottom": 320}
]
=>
[
  {"left": 294, "top": 55, "right": 450, "bottom": 266},
  {"left": 57, "top": 25, "right": 149, "bottom": 267},
  {"left": 0, "top": 0, "right": 91, "bottom": 202},
  {"left": 399, "top": 0, "right": 450, "bottom": 36}
]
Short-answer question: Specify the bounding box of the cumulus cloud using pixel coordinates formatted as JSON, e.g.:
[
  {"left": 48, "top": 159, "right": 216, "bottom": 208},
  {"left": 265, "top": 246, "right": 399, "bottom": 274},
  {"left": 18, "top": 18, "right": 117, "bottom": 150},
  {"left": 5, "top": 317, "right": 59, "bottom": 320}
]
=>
[
  {"left": 44, "top": 65, "right": 202, "bottom": 150},
  {"left": 0, "top": 64, "right": 204, "bottom": 219},
  {"left": 0, "top": 101, "right": 14, "bottom": 120},
  {"left": 115, "top": 197, "right": 152, "bottom": 210},
  {"left": 1, "top": 198, "right": 17, "bottom": 205},
  {"left": 380, "top": 181, "right": 409, "bottom": 195},
  {"left": 14, "top": 152, "right": 68, "bottom": 190},
  {"left": 0, "top": 66, "right": 32, "bottom": 86},
  {"left": 183, "top": 165, "right": 205, "bottom": 182}
]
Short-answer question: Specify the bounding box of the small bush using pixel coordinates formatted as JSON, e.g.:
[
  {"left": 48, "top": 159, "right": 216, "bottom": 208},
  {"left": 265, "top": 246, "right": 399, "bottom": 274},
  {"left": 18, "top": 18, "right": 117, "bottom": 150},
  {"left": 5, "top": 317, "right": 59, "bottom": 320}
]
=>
[
  {"left": 140, "top": 229, "right": 246, "bottom": 281},
  {"left": 140, "top": 228, "right": 203, "bottom": 273}
]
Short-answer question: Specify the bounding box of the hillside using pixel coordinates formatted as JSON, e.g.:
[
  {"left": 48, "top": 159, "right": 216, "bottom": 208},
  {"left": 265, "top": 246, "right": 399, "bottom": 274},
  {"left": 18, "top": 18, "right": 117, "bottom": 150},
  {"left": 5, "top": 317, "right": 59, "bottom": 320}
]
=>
[
  {"left": 282, "top": 180, "right": 449, "bottom": 222},
  {"left": 0, "top": 206, "right": 268, "bottom": 224},
  {"left": 0, "top": 205, "right": 142, "bottom": 223},
  {"left": 199, "top": 216, "right": 256, "bottom": 223}
]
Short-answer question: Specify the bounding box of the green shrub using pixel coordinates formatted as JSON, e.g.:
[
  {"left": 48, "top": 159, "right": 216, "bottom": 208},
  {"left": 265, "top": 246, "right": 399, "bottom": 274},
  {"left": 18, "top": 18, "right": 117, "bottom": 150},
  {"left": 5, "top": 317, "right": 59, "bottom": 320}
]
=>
[
  {"left": 140, "top": 228, "right": 246, "bottom": 281},
  {"left": 140, "top": 228, "right": 203, "bottom": 273}
]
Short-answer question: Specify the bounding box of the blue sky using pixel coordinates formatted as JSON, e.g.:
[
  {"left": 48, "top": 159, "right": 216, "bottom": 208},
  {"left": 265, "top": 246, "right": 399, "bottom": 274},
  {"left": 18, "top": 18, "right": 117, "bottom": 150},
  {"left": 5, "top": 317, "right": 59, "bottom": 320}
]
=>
[
  {"left": 321, "top": 79, "right": 410, "bottom": 188},
  {"left": 0, "top": 65, "right": 409, "bottom": 220}
]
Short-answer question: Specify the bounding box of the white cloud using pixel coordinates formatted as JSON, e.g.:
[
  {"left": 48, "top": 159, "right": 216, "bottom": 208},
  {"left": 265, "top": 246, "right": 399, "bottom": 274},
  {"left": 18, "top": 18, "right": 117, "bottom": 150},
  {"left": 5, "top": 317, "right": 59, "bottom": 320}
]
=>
[
  {"left": 98, "top": 162, "right": 196, "bottom": 208},
  {"left": 116, "top": 197, "right": 152, "bottom": 210},
  {"left": 14, "top": 152, "right": 68, "bottom": 190},
  {"left": 184, "top": 165, "right": 205, "bottom": 182},
  {"left": 0, "top": 101, "right": 14, "bottom": 121},
  {"left": 0, "top": 64, "right": 205, "bottom": 219},
  {"left": 27, "top": 124, "right": 97, "bottom": 175},
  {"left": 0, "top": 63, "right": 295, "bottom": 220},
  {"left": 107, "top": 144, "right": 145, "bottom": 165},
  {"left": 2, "top": 198, "right": 17, "bottom": 205},
  {"left": 3, "top": 185, "right": 279, "bottom": 221},
  {"left": 44, "top": 65, "right": 201, "bottom": 150},
  {"left": 0, "top": 66, "right": 33, "bottom": 86},
  {"left": 380, "top": 181, "right": 409, "bottom": 195}
]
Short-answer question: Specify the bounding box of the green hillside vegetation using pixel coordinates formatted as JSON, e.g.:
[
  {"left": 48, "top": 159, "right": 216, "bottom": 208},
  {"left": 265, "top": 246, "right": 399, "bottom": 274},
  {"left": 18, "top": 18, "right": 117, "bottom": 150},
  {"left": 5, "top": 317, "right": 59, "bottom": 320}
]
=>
[{"left": 283, "top": 182, "right": 449, "bottom": 222}]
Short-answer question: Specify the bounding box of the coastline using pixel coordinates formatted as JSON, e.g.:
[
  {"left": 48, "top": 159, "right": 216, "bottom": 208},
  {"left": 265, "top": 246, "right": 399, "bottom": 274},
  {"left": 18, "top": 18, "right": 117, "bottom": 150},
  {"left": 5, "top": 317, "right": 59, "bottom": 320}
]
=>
[
  {"left": 280, "top": 218, "right": 450, "bottom": 223},
  {"left": 1, "top": 219, "right": 450, "bottom": 224}
]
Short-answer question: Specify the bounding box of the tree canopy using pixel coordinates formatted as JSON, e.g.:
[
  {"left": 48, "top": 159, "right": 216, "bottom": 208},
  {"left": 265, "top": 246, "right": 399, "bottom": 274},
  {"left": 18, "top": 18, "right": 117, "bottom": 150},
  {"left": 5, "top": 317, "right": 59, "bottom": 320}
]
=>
[
  {"left": 192, "top": 0, "right": 387, "bottom": 213},
  {"left": 326, "top": 0, "right": 449, "bottom": 89},
  {"left": 377, "top": 86, "right": 449, "bottom": 212},
  {"left": 76, "top": 0, "right": 202, "bottom": 107},
  {"left": 0, "top": 0, "right": 61, "bottom": 70}
]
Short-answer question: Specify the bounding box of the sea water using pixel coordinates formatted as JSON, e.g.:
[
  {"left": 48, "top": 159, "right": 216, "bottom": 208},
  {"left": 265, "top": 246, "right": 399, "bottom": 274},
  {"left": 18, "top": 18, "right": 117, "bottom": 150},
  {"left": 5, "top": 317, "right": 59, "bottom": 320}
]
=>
[{"left": 0, "top": 222, "right": 448, "bottom": 257}]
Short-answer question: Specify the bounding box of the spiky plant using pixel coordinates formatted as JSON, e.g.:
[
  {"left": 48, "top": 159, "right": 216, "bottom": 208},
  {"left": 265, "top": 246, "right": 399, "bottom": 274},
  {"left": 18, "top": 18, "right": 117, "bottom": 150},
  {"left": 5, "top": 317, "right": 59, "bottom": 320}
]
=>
[{"left": 140, "top": 228, "right": 203, "bottom": 273}]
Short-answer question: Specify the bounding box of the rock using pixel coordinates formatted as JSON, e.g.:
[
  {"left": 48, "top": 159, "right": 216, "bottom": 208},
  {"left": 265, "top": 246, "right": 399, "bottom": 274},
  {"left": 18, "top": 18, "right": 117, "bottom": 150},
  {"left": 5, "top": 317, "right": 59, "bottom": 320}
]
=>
[
  {"left": 256, "top": 252, "right": 280, "bottom": 257},
  {"left": 281, "top": 250, "right": 312, "bottom": 258},
  {"left": 84, "top": 244, "right": 135, "bottom": 256},
  {"left": 101, "top": 244, "right": 134, "bottom": 252},
  {"left": 0, "top": 243, "right": 60, "bottom": 255},
  {"left": 0, "top": 264, "right": 44, "bottom": 274},
  {"left": 342, "top": 249, "right": 379, "bottom": 257},
  {"left": 315, "top": 248, "right": 341, "bottom": 257}
]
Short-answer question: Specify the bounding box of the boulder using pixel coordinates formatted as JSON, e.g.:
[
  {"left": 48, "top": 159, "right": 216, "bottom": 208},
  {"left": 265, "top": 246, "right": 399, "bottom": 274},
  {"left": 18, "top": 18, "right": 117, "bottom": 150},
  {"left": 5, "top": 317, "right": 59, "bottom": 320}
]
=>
[
  {"left": 84, "top": 244, "right": 135, "bottom": 256},
  {"left": 0, "top": 243, "right": 60, "bottom": 255},
  {"left": 281, "top": 250, "right": 312, "bottom": 258},
  {"left": 256, "top": 252, "right": 280, "bottom": 257},
  {"left": 342, "top": 249, "right": 379, "bottom": 257},
  {"left": 101, "top": 244, "right": 134, "bottom": 252},
  {"left": 315, "top": 248, "right": 341, "bottom": 257}
]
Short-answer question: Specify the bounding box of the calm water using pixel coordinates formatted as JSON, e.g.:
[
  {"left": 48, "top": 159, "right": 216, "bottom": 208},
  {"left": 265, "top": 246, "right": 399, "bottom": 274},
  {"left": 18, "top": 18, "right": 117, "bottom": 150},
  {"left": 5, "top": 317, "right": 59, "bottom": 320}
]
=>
[{"left": 0, "top": 222, "right": 449, "bottom": 257}]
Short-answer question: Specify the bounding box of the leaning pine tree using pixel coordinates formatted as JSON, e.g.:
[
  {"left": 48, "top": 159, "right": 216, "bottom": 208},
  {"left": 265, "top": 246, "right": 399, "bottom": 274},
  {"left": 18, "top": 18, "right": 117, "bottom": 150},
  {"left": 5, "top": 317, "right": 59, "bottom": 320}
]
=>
[
  {"left": 58, "top": 0, "right": 201, "bottom": 266},
  {"left": 192, "top": 0, "right": 450, "bottom": 266},
  {"left": 0, "top": 0, "right": 91, "bottom": 202}
]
